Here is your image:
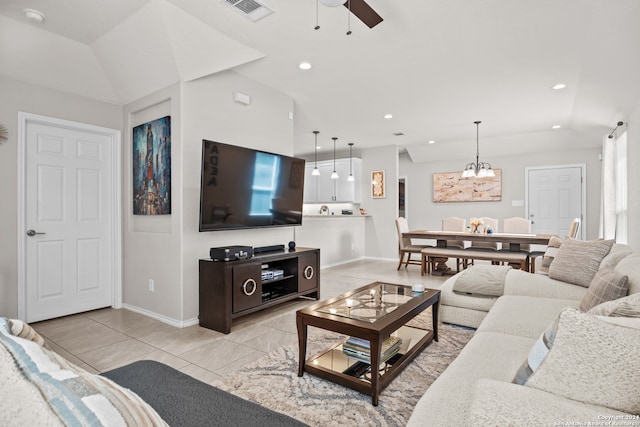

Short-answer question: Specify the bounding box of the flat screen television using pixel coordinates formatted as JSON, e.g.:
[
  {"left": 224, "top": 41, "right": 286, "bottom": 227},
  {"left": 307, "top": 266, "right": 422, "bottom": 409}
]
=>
[{"left": 199, "top": 139, "right": 306, "bottom": 231}]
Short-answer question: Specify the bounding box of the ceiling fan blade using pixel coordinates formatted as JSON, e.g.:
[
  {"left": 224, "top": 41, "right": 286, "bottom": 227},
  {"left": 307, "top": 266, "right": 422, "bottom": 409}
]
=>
[{"left": 344, "top": 0, "right": 383, "bottom": 28}]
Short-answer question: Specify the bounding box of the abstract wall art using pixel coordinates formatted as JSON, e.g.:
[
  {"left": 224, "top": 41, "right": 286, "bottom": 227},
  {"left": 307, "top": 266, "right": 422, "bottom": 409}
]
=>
[
  {"left": 133, "top": 116, "right": 171, "bottom": 215},
  {"left": 433, "top": 169, "right": 502, "bottom": 203}
]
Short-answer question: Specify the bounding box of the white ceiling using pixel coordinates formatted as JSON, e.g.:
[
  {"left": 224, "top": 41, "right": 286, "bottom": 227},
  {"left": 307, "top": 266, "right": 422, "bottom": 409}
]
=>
[{"left": 1, "top": 0, "right": 639, "bottom": 158}]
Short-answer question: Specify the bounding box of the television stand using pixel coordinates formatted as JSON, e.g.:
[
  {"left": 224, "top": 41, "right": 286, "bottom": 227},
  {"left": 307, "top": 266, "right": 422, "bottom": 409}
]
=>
[{"left": 198, "top": 247, "right": 320, "bottom": 334}]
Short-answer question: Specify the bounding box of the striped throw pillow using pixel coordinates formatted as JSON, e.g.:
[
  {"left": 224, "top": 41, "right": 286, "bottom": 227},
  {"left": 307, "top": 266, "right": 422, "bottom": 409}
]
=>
[
  {"left": 589, "top": 293, "right": 640, "bottom": 318},
  {"left": 548, "top": 238, "right": 614, "bottom": 287},
  {"left": 512, "top": 315, "right": 560, "bottom": 385}
]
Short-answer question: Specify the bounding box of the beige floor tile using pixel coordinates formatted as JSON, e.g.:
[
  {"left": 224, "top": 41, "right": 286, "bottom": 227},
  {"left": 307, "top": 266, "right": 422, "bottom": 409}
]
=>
[
  {"left": 56, "top": 326, "right": 129, "bottom": 355},
  {"left": 85, "top": 308, "right": 160, "bottom": 333},
  {"left": 142, "top": 325, "right": 224, "bottom": 355},
  {"left": 33, "top": 317, "right": 101, "bottom": 342},
  {"left": 140, "top": 350, "right": 191, "bottom": 371},
  {"left": 179, "top": 364, "right": 222, "bottom": 386},
  {"left": 77, "top": 338, "right": 159, "bottom": 372},
  {"left": 213, "top": 350, "right": 268, "bottom": 377},
  {"left": 179, "top": 339, "right": 261, "bottom": 372}
]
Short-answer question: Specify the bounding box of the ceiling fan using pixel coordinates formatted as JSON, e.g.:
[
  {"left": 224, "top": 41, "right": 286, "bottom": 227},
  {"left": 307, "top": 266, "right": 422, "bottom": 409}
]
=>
[{"left": 320, "top": 0, "right": 383, "bottom": 29}]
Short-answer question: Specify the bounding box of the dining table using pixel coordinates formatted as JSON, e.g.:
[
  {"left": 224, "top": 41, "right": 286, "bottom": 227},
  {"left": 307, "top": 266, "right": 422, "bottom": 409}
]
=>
[{"left": 402, "top": 230, "right": 556, "bottom": 252}]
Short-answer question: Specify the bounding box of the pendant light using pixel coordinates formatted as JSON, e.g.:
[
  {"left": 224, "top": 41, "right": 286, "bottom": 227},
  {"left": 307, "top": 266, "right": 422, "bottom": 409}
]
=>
[
  {"left": 312, "top": 131, "right": 320, "bottom": 176},
  {"left": 347, "top": 142, "right": 355, "bottom": 181},
  {"left": 462, "top": 121, "right": 495, "bottom": 178},
  {"left": 331, "top": 137, "right": 339, "bottom": 179}
]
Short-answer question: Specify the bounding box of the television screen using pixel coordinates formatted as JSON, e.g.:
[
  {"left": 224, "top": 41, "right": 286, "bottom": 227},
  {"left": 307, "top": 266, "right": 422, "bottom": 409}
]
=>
[{"left": 199, "top": 139, "right": 306, "bottom": 231}]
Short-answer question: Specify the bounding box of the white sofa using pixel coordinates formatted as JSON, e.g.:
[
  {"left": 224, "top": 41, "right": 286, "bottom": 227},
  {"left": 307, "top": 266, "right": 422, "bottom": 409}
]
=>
[{"left": 407, "top": 243, "right": 640, "bottom": 426}]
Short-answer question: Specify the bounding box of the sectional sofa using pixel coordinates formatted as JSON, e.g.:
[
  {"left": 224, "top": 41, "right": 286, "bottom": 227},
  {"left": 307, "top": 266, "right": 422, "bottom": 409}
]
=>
[{"left": 408, "top": 241, "right": 640, "bottom": 425}]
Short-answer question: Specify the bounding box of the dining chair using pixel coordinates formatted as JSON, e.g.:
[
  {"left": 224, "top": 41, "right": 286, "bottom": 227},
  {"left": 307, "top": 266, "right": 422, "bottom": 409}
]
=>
[
  {"left": 500, "top": 217, "right": 532, "bottom": 270},
  {"left": 442, "top": 217, "right": 466, "bottom": 271},
  {"left": 464, "top": 217, "right": 499, "bottom": 268},
  {"left": 395, "top": 217, "right": 433, "bottom": 270},
  {"left": 501, "top": 217, "right": 532, "bottom": 252},
  {"left": 568, "top": 217, "right": 581, "bottom": 239}
]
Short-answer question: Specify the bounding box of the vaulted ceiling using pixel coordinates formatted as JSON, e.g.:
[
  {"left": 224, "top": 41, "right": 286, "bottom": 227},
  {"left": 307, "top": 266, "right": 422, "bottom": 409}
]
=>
[{"left": 2, "top": 0, "right": 639, "bottom": 158}]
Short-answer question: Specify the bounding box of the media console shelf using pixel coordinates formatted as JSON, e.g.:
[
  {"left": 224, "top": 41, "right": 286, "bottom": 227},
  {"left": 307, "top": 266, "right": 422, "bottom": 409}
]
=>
[{"left": 199, "top": 247, "right": 320, "bottom": 334}]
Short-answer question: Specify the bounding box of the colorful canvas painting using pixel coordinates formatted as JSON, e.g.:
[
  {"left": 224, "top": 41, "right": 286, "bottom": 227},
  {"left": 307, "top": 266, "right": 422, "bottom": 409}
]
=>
[
  {"left": 433, "top": 169, "right": 502, "bottom": 202},
  {"left": 133, "top": 116, "right": 171, "bottom": 215}
]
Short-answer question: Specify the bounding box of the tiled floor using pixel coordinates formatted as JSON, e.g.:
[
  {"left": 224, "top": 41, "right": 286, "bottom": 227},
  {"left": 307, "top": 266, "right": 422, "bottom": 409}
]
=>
[{"left": 32, "top": 259, "right": 447, "bottom": 386}]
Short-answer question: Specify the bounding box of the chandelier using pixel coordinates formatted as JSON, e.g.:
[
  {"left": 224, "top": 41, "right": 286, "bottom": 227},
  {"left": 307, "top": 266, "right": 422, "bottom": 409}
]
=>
[{"left": 462, "top": 121, "right": 495, "bottom": 178}]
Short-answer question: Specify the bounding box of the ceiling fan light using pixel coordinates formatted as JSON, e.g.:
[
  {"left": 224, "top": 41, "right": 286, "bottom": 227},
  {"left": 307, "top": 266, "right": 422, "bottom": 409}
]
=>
[{"left": 320, "top": 0, "right": 347, "bottom": 6}]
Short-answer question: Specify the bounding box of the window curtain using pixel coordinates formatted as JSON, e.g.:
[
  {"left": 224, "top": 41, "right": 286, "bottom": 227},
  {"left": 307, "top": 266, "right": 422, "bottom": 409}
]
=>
[{"left": 599, "top": 131, "right": 628, "bottom": 243}]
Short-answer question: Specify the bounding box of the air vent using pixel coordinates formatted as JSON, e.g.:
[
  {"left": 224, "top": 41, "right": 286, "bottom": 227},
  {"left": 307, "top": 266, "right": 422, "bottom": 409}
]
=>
[{"left": 222, "top": 0, "right": 274, "bottom": 22}]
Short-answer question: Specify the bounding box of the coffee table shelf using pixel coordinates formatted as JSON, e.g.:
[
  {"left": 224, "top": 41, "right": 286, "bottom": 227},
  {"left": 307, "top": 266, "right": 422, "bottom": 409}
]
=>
[{"left": 296, "top": 282, "right": 440, "bottom": 405}]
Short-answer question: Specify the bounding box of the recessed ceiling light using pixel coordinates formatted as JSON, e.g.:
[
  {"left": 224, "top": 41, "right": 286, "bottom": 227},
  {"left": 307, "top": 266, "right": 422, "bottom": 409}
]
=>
[
  {"left": 552, "top": 125, "right": 561, "bottom": 129},
  {"left": 427, "top": 140, "right": 435, "bottom": 144},
  {"left": 298, "top": 62, "right": 312, "bottom": 70},
  {"left": 316, "top": 145, "right": 321, "bottom": 150},
  {"left": 552, "top": 83, "right": 566, "bottom": 90},
  {"left": 23, "top": 8, "right": 45, "bottom": 23},
  {"left": 383, "top": 114, "right": 393, "bottom": 119}
]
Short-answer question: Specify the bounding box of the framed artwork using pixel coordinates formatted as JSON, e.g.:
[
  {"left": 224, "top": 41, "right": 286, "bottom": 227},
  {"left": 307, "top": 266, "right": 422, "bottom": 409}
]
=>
[
  {"left": 133, "top": 116, "right": 171, "bottom": 215},
  {"left": 371, "top": 170, "right": 385, "bottom": 198},
  {"left": 433, "top": 169, "right": 502, "bottom": 203}
]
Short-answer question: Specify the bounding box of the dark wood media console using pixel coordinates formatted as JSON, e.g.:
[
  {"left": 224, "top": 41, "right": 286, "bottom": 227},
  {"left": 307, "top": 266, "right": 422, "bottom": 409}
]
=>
[{"left": 199, "top": 247, "right": 320, "bottom": 334}]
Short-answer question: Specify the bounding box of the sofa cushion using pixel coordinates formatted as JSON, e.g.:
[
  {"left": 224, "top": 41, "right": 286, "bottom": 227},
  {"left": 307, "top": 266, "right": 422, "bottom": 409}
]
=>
[
  {"left": 452, "top": 265, "right": 511, "bottom": 297},
  {"left": 525, "top": 308, "right": 640, "bottom": 414},
  {"left": 579, "top": 268, "right": 629, "bottom": 311},
  {"left": 536, "top": 235, "right": 563, "bottom": 276},
  {"left": 600, "top": 243, "right": 635, "bottom": 270},
  {"left": 438, "top": 276, "right": 498, "bottom": 311},
  {"left": 406, "top": 331, "right": 535, "bottom": 427},
  {"left": 468, "top": 379, "right": 632, "bottom": 425},
  {"left": 503, "top": 269, "right": 587, "bottom": 300},
  {"left": 548, "top": 238, "right": 614, "bottom": 288},
  {"left": 614, "top": 253, "right": 640, "bottom": 295},
  {"left": 588, "top": 293, "right": 640, "bottom": 318},
  {"left": 477, "top": 295, "right": 579, "bottom": 339}
]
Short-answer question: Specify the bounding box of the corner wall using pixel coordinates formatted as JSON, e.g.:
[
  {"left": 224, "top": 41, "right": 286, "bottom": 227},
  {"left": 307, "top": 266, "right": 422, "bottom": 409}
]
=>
[{"left": 361, "top": 146, "right": 399, "bottom": 260}]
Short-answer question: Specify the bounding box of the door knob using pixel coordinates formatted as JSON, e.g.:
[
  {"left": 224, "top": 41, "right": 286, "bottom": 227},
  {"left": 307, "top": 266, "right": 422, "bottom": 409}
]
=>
[{"left": 26, "top": 229, "right": 46, "bottom": 237}]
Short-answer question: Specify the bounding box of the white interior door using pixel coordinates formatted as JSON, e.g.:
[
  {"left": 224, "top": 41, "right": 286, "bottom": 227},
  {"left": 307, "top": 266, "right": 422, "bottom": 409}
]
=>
[
  {"left": 527, "top": 166, "right": 584, "bottom": 239},
  {"left": 22, "top": 116, "right": 118, "bottom": 322}
]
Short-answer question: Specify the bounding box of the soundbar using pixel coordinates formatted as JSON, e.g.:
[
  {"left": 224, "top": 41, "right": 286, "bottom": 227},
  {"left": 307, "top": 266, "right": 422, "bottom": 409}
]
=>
[{"left": 254, "top": 244, "right": 285, "bottom": 254}]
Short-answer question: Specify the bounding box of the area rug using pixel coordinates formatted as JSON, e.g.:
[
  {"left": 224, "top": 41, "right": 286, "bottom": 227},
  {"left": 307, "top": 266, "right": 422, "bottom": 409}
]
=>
[{"left": 214, "top": 315, "right": 475, "bottom": 427}]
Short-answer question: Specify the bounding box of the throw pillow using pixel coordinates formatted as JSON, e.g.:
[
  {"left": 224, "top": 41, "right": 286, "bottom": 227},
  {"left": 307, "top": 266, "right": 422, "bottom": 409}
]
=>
[
  {"left": 578, "top": 268, "right": 629, "bottom": 312},
  {"left": 512, "top": 315, "right": 560, "bottom": 385},
  {"left": 548, "top": 238, "right": 614, "bottom": 287},
  {"left": 537, "top": 236, "right": 563, "bottom": 276},
  {"left": 525, "top": 308, "right": 640, "bottom": 415},
  {"left": 588, "top": 293, "right": 640, "bottom": 318}
]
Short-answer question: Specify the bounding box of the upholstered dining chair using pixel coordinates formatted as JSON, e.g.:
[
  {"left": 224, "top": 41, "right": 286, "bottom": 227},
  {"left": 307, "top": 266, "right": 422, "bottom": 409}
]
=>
[
  {"left": 442, "top": 216, "right": 466, "bottom": 271},
  {"left": 395, "top": 217, "right": 432, "bottom": 270},
  {"left": 501, "top": 217, "right": 532, "bottom": 252},
  {"left": 464, "top": 217, "right": 499, "bottom": 268},
  {"left": 568, "top": 217, "right": 581, "bottom": 239},
  {"left": 500, "top": 217, "right": 532, "bottom": 270}
]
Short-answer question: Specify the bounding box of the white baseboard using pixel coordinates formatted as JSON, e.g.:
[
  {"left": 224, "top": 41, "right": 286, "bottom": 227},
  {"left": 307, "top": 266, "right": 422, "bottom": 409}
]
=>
[{"left": 121, "top": 303, "right": 199, "bottom": 328}]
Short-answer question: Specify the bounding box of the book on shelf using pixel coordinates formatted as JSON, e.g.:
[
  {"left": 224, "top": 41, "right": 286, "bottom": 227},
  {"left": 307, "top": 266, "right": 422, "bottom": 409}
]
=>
[{"left": 342, "top": 336, "right": 402, "bottom": 364}]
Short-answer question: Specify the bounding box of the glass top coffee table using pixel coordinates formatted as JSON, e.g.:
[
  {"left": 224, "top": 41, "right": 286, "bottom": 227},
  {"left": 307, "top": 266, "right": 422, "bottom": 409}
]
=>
[{"left": 296, "top": 282, "right": 440, "bottom": 406}]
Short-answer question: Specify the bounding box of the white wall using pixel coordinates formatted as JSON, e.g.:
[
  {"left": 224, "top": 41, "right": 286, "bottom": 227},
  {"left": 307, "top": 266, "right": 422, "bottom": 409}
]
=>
[
  {"left": 180, "top": 71, "right": 295, "bottom": 322},
  {"left": 399, "top": 147, "right": 602, "bottom": 240},
  {"left": 122, "top": 84, "right": 184, "bottom": 322},
  {"left": 0, "top": 76, "right": 122, "bottom": 318},
  {"left": 626, "top": 102, "right": 640, "bottom": 248},
  {"left": 361, "top": 146, "right": 400, "bottom": 260},
  {"left": 295, "top": 217, "right": 366, "bottom": 268}
]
